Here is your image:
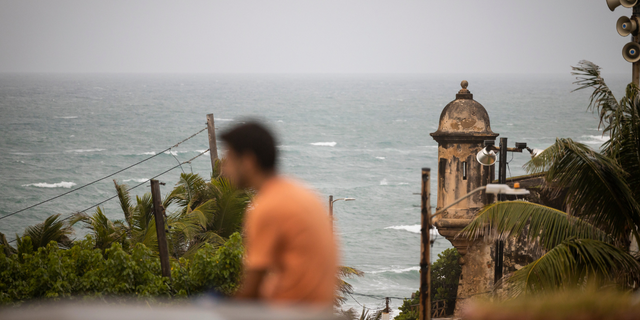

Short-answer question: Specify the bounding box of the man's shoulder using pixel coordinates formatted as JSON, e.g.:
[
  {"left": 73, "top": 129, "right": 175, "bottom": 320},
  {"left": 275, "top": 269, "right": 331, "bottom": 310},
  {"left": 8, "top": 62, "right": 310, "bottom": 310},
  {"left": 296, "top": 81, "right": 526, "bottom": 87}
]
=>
[{"left": 252, "top": 177, "right": 325, "bottom": 213}]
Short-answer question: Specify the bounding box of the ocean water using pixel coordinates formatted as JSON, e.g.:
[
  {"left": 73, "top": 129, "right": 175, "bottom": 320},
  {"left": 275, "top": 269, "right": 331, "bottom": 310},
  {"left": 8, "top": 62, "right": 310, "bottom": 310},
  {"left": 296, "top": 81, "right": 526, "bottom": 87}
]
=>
[{"left": 0, "top": 73, "right": 629, "bottom": 315}]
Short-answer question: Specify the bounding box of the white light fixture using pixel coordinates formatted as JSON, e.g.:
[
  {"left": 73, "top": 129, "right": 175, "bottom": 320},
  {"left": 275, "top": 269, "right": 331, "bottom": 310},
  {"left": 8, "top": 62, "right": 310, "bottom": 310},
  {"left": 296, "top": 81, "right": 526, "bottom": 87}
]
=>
[{"left": 485, "top": 183, "right": 530, "bottom": 196}]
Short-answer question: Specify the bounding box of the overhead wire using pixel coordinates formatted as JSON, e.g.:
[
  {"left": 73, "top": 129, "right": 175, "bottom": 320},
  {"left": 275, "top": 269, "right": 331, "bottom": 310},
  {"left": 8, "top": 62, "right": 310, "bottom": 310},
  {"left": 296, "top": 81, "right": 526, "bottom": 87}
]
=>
[
  {"left": 7, "top": 149, "right": 210, "bottom": 244},
  {"left": 0, "top": 127, "right": 207, "bottom": 222}
]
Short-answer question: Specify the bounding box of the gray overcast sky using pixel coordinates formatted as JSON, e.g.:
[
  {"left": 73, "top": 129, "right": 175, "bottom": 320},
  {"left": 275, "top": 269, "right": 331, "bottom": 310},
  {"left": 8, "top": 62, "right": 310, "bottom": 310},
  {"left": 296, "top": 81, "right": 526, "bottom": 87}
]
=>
[{"left": 0, "top": 0, "right": 634, "bottom": 74}]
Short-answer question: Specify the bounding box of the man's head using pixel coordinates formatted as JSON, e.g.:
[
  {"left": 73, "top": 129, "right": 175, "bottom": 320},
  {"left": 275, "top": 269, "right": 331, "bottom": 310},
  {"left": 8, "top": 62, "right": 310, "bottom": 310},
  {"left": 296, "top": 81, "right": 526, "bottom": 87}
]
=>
[{"left": 220, "top": 121, "right": 278, "bottom": 189}]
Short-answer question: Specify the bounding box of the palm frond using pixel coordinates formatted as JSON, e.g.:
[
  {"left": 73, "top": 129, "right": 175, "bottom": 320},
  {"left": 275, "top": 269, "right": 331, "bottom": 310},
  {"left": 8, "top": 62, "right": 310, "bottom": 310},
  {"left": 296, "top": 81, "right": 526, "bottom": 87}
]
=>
[
  {"left": 523, "top": 138, "right": 640, "bottom": 243},
  {"left": 22, "top": 213, "right": 74, "bottom": 249},
  {"left": 0, "top": 232, "right": 16, "bottom": 255},
  {"left": 459, "top": 201, "right": 612, "bottom": 252},
  {"left": 71, "top": 208, "right": 127, "bottom": 250},
  {"left": 339, "top": 266, "right": 365, "bottom": 278},
  {"left": 571, "top": 60, "right": 619, "bottom": 132},
  {"left": 113, "top": 180, "right": 133, "bottom": 225},
  {"left": 505, "top": 238, "right": 640, "bottom": 296}
]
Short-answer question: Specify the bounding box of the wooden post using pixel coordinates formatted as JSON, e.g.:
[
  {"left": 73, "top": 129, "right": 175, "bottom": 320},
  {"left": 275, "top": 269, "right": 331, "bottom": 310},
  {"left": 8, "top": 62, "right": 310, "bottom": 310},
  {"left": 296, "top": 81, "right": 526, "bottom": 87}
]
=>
[
  {"left": 151, "top": 179, "right": 171, "bottom": 279},
  {"left": 419, "top": 168, "right": 431, "bottom": 320},
  {"left": 206, "top": 114, "right": 219, "bottom": 173}
]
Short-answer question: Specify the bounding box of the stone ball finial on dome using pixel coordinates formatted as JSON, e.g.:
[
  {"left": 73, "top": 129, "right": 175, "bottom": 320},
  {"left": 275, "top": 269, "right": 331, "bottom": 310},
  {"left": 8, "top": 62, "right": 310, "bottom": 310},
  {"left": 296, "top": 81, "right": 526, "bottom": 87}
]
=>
[{"left": 458, "top": 80, "right": 470, "bottom": 95}]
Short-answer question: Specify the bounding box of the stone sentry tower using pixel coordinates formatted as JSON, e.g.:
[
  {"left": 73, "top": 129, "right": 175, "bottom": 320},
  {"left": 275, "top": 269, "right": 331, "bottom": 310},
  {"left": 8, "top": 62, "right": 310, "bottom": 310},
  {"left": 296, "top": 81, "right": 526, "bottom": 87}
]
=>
[{"left": 430, "top": 81, "right": 498, "bottom": 315}]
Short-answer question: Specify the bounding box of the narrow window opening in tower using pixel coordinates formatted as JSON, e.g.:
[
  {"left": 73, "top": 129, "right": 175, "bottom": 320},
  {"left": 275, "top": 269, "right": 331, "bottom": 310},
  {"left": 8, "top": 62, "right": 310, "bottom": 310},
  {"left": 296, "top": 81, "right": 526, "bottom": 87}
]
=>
[{"left": 462, "top": 161, "right": 467, "bottom": 180}]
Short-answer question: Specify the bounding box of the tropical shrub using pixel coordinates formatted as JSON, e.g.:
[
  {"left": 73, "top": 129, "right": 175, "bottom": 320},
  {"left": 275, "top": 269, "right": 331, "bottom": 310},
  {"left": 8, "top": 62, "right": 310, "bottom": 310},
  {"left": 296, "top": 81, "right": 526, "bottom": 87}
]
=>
[
  {"left": 0, "top": 232, "right": 244, "bottom": 305},
  {"left": 395, "top": 248, "right": 462, "bottom": 320}
]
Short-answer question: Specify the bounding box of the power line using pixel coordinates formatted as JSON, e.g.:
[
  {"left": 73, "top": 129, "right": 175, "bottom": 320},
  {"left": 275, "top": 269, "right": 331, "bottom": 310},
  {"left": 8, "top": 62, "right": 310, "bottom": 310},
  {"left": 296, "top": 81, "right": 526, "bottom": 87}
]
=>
[
  {"left": 0, "top": 127, "right": 207, "bottom": 222},
  {"left": 351, "top": 292, "right": 408, "bottom": 300},
  {"left": 7, "top": 149, "right": 210, "bottom": 244},
  {"left": 347, "top": 293, "right": 385, "bottom": 312}
]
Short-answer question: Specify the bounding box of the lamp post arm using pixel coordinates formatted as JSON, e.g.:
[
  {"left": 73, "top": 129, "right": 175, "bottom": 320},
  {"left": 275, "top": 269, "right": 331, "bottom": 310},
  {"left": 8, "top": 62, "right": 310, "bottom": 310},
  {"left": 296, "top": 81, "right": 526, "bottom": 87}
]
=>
[{"left": 429, "top": 186, "right": 487, "bottom": 220}]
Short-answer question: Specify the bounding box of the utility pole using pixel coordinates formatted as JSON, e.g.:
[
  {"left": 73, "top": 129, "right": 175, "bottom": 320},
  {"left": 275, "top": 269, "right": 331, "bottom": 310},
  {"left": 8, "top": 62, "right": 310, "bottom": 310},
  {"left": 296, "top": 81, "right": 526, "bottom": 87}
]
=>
[
  {"left": 634, "top": 5, "right": 640, "bottom": 85},
  {"left": 381, "top": 297, "right": 391, "bottom": 320},
  {"left": 494, "top": 137, "right": 508, "bottom": 283},
  {"left": 206, "top": 114, "right": 219, "bottom": 173},
  {"left": 151, "top": 179, "right": 171, "bottom": 279},
  {"left": 419, "top": 168, "right": 431, "bottom": 320}
]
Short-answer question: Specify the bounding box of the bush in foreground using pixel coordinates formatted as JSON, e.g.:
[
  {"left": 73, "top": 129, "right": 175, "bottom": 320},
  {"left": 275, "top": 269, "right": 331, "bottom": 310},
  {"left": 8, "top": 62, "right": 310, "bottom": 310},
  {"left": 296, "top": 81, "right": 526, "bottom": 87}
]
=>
[{"left": 0, "top": 232, "right": 243, "bottom": 305}]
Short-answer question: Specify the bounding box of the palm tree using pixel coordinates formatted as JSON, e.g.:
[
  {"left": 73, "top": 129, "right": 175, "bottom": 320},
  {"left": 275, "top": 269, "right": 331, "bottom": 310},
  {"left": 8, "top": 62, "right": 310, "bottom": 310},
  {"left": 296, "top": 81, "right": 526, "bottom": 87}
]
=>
[
  {"left": 16, "top": 214, "right": 74, "bottom": 252},
  {"left": 162, "top": 161, "right": 252, "bottom": 258},
  {"left": 336, "top": 266, "right": 364, "bottom": 305},
  {"left": 69, "top": 206, "right": 127, "bottom": 251},
  {"left": 459, "top": 61, "right": 640, "bottom": 296},
  {"left": 108, "top": 159, "right": 251, "bottom": 259}
]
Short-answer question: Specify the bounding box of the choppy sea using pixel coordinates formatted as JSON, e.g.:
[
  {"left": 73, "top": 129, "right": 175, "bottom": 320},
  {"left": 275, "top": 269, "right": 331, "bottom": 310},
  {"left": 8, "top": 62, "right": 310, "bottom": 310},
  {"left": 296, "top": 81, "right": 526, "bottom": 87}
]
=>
[{"left": 0, "top": 73, "right": 628, "bottom": 316}]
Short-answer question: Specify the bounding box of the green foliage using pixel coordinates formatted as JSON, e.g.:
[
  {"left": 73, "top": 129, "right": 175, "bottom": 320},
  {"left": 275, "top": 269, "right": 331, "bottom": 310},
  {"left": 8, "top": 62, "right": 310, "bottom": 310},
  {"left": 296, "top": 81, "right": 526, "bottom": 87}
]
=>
[
  {"left": 431, "top": 248, "right": 461, "bottom": 314},
  {"left": 3, "top": 166, "right": 353, "bottom": 306},
  {"left": 19, "top": 214, "right": 73, "bottom": 250},
  {"left": 0, "top": 232, "right": 244, "bottom": 305},
  {"left": 460, "top": 201, "right": 612, "bottom": 252},
  {"left": 396, "top": 248, "right": 462, "bottom": 320},
  {"left": 171, "top": 232, "right": 244, "bottom": 296},
  {"left": 507, "top": 238, "right": 640, "bottom": 296},
  {"left": 395, "top": 291, "right": 419, "bottom": 320}
]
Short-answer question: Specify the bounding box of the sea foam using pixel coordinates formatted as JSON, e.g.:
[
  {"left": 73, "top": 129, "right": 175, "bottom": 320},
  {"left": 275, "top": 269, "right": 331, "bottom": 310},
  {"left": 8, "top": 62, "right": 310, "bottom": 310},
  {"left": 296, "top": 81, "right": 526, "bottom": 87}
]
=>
[
  {"left": 310, "top": 142, "right": 337, "bottom": 147},
  {"left": 385, "top": 224, "right": 440, "bottom": 237},
  {"left": 368, "top": 266, "right": 420, "bottom": 274},
  {"left": 23, "top": 181, "right": 76, "bottom": 188},
  {"left": 65, "top": 148, "right": 105, "bottom": 153},
  {"left": 579, "top": 134, "right": 608, "bottom": 145}
]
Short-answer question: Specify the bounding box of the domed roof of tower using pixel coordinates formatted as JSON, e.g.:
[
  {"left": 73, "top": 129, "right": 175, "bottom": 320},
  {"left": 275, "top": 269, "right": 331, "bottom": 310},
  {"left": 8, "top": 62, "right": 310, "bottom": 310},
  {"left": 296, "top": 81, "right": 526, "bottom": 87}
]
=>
[{"left": 430, "top": 80, "right": 498, "bottom": 141}]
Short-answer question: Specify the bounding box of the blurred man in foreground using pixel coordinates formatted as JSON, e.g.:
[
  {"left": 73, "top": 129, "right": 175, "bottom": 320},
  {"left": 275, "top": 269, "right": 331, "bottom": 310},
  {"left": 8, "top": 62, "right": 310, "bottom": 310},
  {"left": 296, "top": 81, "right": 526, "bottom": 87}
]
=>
[{"left": 221, "top": 121, "right": 338, "bottom": 309}]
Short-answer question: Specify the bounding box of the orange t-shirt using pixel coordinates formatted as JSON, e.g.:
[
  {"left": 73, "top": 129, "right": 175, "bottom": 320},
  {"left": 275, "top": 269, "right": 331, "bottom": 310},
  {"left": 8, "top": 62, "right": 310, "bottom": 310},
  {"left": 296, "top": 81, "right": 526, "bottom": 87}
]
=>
[{"left": 243, "top": 176, "right": 338, "bottom": 308}]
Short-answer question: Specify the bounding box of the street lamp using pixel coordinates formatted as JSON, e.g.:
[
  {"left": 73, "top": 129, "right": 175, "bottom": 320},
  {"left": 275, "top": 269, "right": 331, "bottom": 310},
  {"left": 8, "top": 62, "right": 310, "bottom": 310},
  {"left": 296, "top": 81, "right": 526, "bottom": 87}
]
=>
[
  {"left": 419, "top": 167, "right": 529, "bottom": 320},
  {"left": 475, "top": 137, "right": 532, "bottom": 283},
  {"left": 431, "top": 184, "right": 529, "bottom": 219},
  {"left": 328, "top": 195, "right": 355, "bottom": 219}
]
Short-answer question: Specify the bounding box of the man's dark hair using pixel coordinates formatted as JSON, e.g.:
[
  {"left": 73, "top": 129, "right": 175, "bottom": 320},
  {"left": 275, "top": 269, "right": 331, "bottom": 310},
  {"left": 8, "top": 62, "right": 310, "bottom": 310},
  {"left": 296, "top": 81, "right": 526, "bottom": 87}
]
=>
[{"left": 221, "top": 121, "right": 278, "bottom": 172}]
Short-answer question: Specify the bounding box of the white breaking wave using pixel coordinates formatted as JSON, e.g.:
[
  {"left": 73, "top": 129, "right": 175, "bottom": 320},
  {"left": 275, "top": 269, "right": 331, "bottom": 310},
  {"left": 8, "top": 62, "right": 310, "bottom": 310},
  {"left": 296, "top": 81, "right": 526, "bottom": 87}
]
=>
[
  {"left": 195, "top": 149, "right": 210, "bottom": 154},
  {"left": 385, "top": 224, "right": 441, "bottom": 236},
  {"left": 579, "top": 134, "right": 608, "bottom": 145},
  {"left": 139, "top": 152, "right": 156, "bottom": 155},
  {"left": 164, "top": 150, "right": 189, "bottom": 156},
  {"left": 379, "top": 178, "right": 388, "bottom": 185},
  {"left": 368, "top": 266, "right": 420, "bottom": 274},
  {"left": 65, "top": 148, "right": 105, "bottom": 153},
  {"left": 376, "top": 156, "right": 385, "bottom": 160},
  {"left": 215, "top": 118, "right": 234, "bottom": 121},
  {"left": 23, "top": 181, "right": 76, "bottom": 188},
  {"left": 55, "top": 116, "right": 78, "bottom": 119},
  {"left": 310, "top": 142, "right": 337, "bottom": 147},
  {"left": 123, "top": 178, "right": 148, "bottom": 183}
]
